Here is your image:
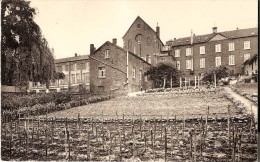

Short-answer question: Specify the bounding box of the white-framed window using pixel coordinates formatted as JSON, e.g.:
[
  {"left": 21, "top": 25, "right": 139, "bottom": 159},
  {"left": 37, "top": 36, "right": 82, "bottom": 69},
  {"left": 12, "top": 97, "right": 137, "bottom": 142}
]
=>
[
  {"left": 76, "top": 73, "right": 81, "bottom": 83},
  {"left": 200, "top": 46, "right": 205, "bottom": 54},
  {"left": 175, "top": 49, "right": 180, "bottom": 57},
  {"left": 244, "top": 41, "right": 250, "bottom": 50},
  {"left": 215, "top": 56, "right": 221, "bottom": 67},
  {"left": 132, "top": 67, "right": 136, "bottom": 78},
  {"left": 72, "top": 64, "right": 77, "bottom": 71},
  {"left": 186, "top": 60, "right": 192, "bottom": 69},
  {"left": 145, "top": 75, "right": 148, "bottom": 82},
  {"left": 229, "top": 55, "right": 235, "bottom": 65},
  {"left": 105, "top": 49, "right": 110, "bottom": 58},
  {"left": 176, "top": 61, "right": 180, "bottom": 70},
  {"left": 82, "top": 73, "right": 86, "bottom": 82},
  {"left": 139, "top": 70, "right": 142, "bottom": 80},
  {"left": 98, "top": 67, "right": 106, "bottom": 78},
  {"left": 215, "top": 44, "right": 221, "bottom": 53},
  {"left": 86, "top": 62, "right": 89, "bottom": 70},
  {"left": 200, "top": 58, "right": 205, "bottom": 68},
  {"left": 71, "top": 74, "right": 75, "bottom": 84},
  {"left": 244, "top": 53, "right": 250, "bottom": 62},
  {"left": 229, "top": 43, "right": 235, "bottom": 51},
  {"left": 186, "top": 48, "right": 191, "bottom": 56},
  {"left": 62, "top": 64, "right": 66, "bottom": 71},
  {"left": 148, "top": 56, "right": 151, "bottom": 64},
  {"left": 86, "top": 72, "right": 89, "bottom": 83}
]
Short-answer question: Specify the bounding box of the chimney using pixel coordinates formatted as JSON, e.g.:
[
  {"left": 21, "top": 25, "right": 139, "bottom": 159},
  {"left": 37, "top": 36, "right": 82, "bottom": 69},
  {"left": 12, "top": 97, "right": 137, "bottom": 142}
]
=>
[
  {"left": 193, "top": 33, "right": 195, "bottom": 36},
  {"left": 174, "top": 38, "right": 176, "bottom": 40},
  {"left": 75, "top": 53, "right": 77, "bottom": 57},
  {"left": 212, "top": 27, "right": 217, "bottom": 33},
  {"left": 112, "top": 38, "right": 117, "bottom": 45},
  {"left": 90, "top": 44, "right": 95, "bottom": 55},
  {"left": 156, "top": 23, "right": 160, "bottom": 38}
]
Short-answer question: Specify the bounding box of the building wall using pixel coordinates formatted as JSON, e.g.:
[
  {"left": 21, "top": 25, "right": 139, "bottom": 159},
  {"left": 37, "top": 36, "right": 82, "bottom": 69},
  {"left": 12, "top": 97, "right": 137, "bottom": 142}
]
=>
[
  {"left": 171, "top": 36, "right": 258, "bottom": 78},
  {"left": 90, "top": 42, "right": 152, "bottom": 95},
  {"left": 123, "top": 17, "right": 163, "bottom": 65},
  {"left": 244, "top": 57, "right": 258, "bottom": 76}
]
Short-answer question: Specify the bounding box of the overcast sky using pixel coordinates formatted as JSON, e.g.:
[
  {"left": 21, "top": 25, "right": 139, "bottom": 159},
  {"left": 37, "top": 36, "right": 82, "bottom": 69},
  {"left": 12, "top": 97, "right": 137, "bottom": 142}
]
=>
[{"left": 30, "top": 0, "right": 258, "bottom": 59}]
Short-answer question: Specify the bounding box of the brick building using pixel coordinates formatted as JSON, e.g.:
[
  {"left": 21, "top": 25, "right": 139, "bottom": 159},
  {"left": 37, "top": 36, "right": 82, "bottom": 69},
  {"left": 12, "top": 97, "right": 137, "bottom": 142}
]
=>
[
  {"left": 53, "top": 54, "right": 90, "bottom": 92},
  {"left": 122, "top": 16, "right": 165, "bottom": 65},
  {"left": 166, "top": 27, "right": 258, "bottom": 79},
  {"left": 89, "top": 39, "right": 152, "bottom": 95},
  {"left": 243, "top": 54, "right": 258, "bottom": 76}
]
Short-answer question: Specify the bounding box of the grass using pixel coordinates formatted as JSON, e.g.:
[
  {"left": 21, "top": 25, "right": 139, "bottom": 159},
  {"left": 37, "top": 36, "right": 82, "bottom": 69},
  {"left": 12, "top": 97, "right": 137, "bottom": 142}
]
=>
[{"left": 233, "top": 83, "right": 258, "bottom": 95}]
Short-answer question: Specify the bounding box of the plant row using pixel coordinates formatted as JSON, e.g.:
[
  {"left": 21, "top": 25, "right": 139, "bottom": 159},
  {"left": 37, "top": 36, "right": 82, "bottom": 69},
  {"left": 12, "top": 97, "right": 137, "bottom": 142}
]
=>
[{"left": 229, "top": 85, "right": 258, "bottom": 105}]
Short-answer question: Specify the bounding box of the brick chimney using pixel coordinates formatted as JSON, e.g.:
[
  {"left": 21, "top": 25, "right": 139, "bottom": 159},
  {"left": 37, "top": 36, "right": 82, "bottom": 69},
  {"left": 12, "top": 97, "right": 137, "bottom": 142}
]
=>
[
  {"left": 212, "top": 27, "right": 217, "bottom": 33},
  {"left": 156, "top": 23, "right": 160, "bottom": 38},
  {"left": 112, "top": 38, "right": 117, "bottom": 45},
  {"left": 75, "top": 53, "right": 77, "bottom": 57},
  {"left": 90, "top": 44, "right": 95, "bottom": 55}
]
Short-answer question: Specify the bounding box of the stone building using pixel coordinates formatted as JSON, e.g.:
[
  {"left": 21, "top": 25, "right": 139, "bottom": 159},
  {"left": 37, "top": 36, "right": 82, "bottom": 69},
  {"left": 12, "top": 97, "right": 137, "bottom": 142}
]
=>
[
  {"left": 89, "top": 39, "right": 152, "bottom": 95},
  {"left": 166, "top": 27, "right": 258, "bottom": 79},
  {"left": 243, "top": 54, "right": 258, "bottom": 76}
]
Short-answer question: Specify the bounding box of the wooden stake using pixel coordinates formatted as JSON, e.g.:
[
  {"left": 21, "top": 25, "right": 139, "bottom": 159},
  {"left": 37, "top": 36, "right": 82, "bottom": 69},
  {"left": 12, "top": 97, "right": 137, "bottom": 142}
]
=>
[{"left": 164, "top": 127, "right": 167, "bottom": 162}]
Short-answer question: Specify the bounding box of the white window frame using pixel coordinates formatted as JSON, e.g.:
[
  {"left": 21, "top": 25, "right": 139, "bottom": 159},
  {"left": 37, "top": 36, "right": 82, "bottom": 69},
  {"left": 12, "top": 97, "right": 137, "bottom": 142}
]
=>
[
  {"left": 62, "top": 64, "right": 66, "bottom": 71},
  {"left": 186, "top": 48, "right": 191, "bottom": 56},
  {"left": 244, "top": 53, "right": 250, "bottom": 62},
  {"left": 215, "top": 44, "right": 221, "bottom": 53},
  {"left": 132, "top": 67, "right": 136, "bottom": 78},
  {"left": 200, "top": 46, "right": 205, "bottom": 55},
  {"left": 98, "top": 67, "right": 106, "bottom": 78},
  {"left": 175, "top": 49, "right": 180, "bottom": 57},
  {"left": 215, "top": 56, "right": 221, "bottom": 67},
  {"left": 76, "top": 73, "right": 81, "bottom": 83},
  {"left": 186, "top": 60, "right": 191, "bottom": 69},
  {"left": 176, "top": 61, "right": 180, "bottom": 70},
  {"left": 229, "top": 55, "right": 235, "bottom": 65},
  {"left": 228, "top": 42, "right": 235, "bottom": 51},
  {"left": 145, "top": 75, "right": 148, "bottom": 82},
  {"left": 105, "top": 50, "right": 110, "bottom": 59},
  {"left": 139, "top": 70, "right": 142, "bottom": 81},
  {"left": 244, "top": 41, "right": 250, "bottom": 50},
  {"left": 200, "top": 58, "right": 205, "bottom": 68},
  {"left": 71, "top": 74, "right": 75, "bottom": 84},
  {"left": 148, "top": 56, "right": 151, "bottom": 64}
]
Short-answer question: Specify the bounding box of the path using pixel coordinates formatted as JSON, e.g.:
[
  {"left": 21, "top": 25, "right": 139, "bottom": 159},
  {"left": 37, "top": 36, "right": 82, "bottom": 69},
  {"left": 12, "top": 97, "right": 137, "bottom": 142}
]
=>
[{"left": 223, "top": 86, "right": 257, "bottom": 119}]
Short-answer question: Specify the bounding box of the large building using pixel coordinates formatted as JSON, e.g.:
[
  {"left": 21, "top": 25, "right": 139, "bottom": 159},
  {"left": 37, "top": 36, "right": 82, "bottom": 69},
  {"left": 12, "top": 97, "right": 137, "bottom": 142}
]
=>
[
  {"left": 122, "top": 16, "right": 167, "bottom": 65},
  {"left": 166, "top": 27, "right": 258, "bottom": 78},
  {"left": 89, "top": 39, "right": 152, "bottom": 95}
]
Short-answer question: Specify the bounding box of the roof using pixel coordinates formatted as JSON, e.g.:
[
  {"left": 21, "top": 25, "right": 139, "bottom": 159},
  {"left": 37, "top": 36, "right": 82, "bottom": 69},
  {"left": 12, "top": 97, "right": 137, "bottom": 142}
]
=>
[
  {"left": 167, "top": 27, "right": 258, "bottom": 47},
  {"left": 93, "top": 41, "right": 151, "bottom": 66},
  {"left": 122, "top": 16, "right": 164, "bottom": 45},
  {"left": 55, "top": 55, "right": 89, "bottom": 63},
  {"left": 243, "top": 54, "right": 258, "bottom": 65}
]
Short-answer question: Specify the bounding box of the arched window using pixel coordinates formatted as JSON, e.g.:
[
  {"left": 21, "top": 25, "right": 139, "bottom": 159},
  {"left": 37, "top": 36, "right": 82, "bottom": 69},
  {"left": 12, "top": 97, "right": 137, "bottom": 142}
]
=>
[
  {"left": 147, "top": 36, "right": 151, "bottom": 46},
  {"left": 128, "top": 39, "right": 132, "bottom": 51},
  {"left": 135, "top": 34, "right": 142, "bottom": 43}
]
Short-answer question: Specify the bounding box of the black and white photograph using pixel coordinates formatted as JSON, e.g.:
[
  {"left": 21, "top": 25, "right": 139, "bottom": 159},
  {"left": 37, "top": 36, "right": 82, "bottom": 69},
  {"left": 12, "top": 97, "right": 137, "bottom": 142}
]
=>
[{"left": 1, "top": 0, "right": 258, "bottom": 161}]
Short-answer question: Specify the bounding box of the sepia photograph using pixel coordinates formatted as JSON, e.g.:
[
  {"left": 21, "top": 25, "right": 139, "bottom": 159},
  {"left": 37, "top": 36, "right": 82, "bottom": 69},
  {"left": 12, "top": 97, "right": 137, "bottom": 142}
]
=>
[{"left": 1, "top": 0, "right": 258, "bottom": 161}]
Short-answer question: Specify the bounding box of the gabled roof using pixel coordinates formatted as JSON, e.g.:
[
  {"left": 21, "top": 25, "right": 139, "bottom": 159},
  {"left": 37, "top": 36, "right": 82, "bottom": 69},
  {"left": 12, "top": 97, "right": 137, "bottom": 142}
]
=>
[
  {"left": 93, "top": 41, "right": 151, "bottom": 65},
  {"left": 122, "top": 16, "right": 164, "bottom": 45},
  {"left": 243, "top": 54, "right": 258, "bottom": 65},
  {"left": 167, "top": 27, "right": 258, "bottom": 47},
  {"left": 55, "top": 55, "right": 89, "bottom": 63}
]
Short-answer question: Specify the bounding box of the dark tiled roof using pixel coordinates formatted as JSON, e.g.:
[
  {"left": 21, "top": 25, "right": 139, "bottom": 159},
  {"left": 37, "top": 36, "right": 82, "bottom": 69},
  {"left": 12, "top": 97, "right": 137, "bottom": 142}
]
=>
[
  {"left": 122, "top": 16, "right": 164, "bottom": 46},
  {"left": 55, "top": 55, "right": 89, "bottom": 63},
  {"left": 167, "top": 27, "right": 258, "bottom": 47},
  {"left": 243, "top": 54, "right": 258, "bottom": 65}
]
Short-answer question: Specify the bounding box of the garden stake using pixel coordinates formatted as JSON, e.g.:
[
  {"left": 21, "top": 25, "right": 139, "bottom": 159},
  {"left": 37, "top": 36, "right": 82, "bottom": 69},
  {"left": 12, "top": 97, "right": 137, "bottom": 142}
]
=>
[
  {"left": 87, "top": 131, "right": 90, "bottom": 161},
  {"left": 109, "top": 131, "right": 112, "bottom": 161},
  {"left": 228, "top": 105, "right": 231, "bottom": 147},
  {"left": 119, "top": 130, "right": 122, "bottom": 161},
  {"left": 9, "top": 122, "right": 12, "bottom": 160},
  {"left": 194, "top": 133, "right": 197, "bottom": 162},
  {"left": 190, "top": 131, "right": 193, "bottom": 161},
  {"left": 175, "top": 115, "right": 177, "bottom": 133},
  {"left": 67, "top": 130, "right": 70, "bottom": 161},
  {"left": 45, "top": 128, "right": 48, "bottom": 159},
  {"left": 91, "top": 117, "right": 94, "bottom": 133},
  {"left": 140, "top": 115, "right": 142, "bottom": 138},
  {"left": 144, "top": 133, "right": 147, "bottom": 152},
  {"left": 200, "top": 116, "right": 203, "bottom": 157},
  {"left": 164, "top": 127, "right": 167, "bottom": 162}
]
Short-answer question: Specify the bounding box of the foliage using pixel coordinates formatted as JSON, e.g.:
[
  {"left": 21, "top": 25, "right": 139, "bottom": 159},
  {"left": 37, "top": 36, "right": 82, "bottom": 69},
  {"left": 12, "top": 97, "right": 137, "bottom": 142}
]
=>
[
  {"left": 54, "top": 71, "right": 65, "bottom": 87},
  {"left": 144, "top": 62, "right": 180, "bottom": 88},
  {"left": 1, "top": 0, "right": 55, "bottom": 87},
  {"left": 202, "top": 65, "right": 230, "bottom": 84}
]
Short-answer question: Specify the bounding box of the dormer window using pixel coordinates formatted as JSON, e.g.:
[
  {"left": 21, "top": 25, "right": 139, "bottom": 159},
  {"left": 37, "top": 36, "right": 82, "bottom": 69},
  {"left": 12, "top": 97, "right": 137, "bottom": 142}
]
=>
[{"left": 105, "top": 49, "right": 110, "bottom": 59}]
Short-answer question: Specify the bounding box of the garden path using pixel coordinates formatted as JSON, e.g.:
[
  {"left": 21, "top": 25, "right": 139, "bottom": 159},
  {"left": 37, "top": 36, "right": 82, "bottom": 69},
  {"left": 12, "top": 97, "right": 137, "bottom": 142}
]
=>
[{"left": 223, "top": 86, "right": 257, "bottom": 119}]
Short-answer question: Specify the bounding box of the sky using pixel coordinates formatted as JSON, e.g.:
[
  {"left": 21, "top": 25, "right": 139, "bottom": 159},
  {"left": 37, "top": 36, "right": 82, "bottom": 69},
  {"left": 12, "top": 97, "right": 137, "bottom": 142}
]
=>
[{"left": 30, "top": 0, "right": 258, "bottom": 59}]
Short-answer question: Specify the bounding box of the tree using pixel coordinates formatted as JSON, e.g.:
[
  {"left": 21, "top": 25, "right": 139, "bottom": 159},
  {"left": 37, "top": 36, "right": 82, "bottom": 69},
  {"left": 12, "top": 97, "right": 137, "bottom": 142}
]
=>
[
  {"left": 1, "top": 0, "right": 55, "bottom": 87},
  {"left": 202, "top": 65, "right": 230, "bottom": 84},
  {"left": 54, "top": 71, "right": 65, "bottom": 88},
  {"left": 144, "top": 62, "right": 181, "bottom": 89}
]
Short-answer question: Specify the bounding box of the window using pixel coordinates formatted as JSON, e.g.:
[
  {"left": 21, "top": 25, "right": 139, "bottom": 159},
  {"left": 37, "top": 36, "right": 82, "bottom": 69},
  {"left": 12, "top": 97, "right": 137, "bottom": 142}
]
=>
[
  {"left": 148, "top": 56, "right": 151, "bottom": 64},
  {"left": 215, "top": 57, "right": 221, "bottom": 67},
  {"left": 186, "top": 60, "right": 192, "bottom": 69},
  {"left": 147, "top": 37, "right": 151, "bottom": 46},
  {"left": 137, "top": 23, "right": 141, "bottom": 28},
  {"left": 105, "top": 50, "right": 110, "bottom": 59},
  {"left": 128, "top": 40, "right": 132, "bottom": 51},
  {"left": 176, "top": 61, "right": 180, "bottom": 70},
  {"left": 86, "top": 62, "right": 89, "bottom": 70},
  {"left": 76, "top": 73, "right": 81, "bottom": 83},
  {"left": 244, "top": 41, "right": 250, "bottom": 49},
  {"left": 139, "top": 70, "right": 142, "bottom": 80},
  {"left": 229, "top": 55, "right": 235, "bottom": 65},
  {"left": 71, "top": 74, "right": 75, "bottom": 84},
  {"left": 229, "top": 43, "right": 235, "bottom": 51},
  {"left": 186, "top": 48, "right": 191, "bottom": 56},
  {"left": 72, "top": 64, "right": 77, "bottom": 71},
  {"left": 82, "top": 73, "right": 86, "bottom": 82},
  {"left": 145, "top": 75, "right": 148, "bottom": 82},
  {"left": 244, "top": 53, "right": 250, "bottom": 62},
  {"left": 175, "top": 49, "right": 180, "bottom": 57},
  {"left": 86, "top": 72, "right": 89, "bottom": 83},
  {"left": 98, "top": 67, "right": 106, "bottom": 78},
  {"left": 215, "top": 44, "right": 221, "bottom": 52},
  {"left": 200, "top": 58, "right": 205, "bottom": 68},
  {"left": 132, "top": 67, "right": 136, "bottom": 78},
  {"left": 65, "top": 75, "right": 68, "bottom": 83},
  {"left": 200, "top": 46, "right": 205, "bottom": 54},
  {"left": 135, "top": 34, "right": 142, "bottom": 43},
  {"left": 62, "top": 64, "right": 66, "bottom": 71}
]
